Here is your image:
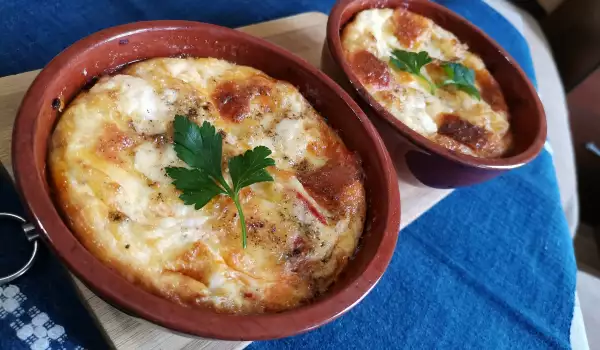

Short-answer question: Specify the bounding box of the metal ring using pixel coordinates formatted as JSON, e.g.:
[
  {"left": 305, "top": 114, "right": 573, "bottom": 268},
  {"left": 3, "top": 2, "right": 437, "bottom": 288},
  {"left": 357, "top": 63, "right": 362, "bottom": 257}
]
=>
[{"left": 0, "top": 213, "right": 39, "bottom": 286}]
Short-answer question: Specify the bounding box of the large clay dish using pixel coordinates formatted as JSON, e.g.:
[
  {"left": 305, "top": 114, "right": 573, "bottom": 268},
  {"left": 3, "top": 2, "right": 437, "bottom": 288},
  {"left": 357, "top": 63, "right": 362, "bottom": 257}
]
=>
[{"left": 12, "top": 20, "right": 400, "bottom": 340}]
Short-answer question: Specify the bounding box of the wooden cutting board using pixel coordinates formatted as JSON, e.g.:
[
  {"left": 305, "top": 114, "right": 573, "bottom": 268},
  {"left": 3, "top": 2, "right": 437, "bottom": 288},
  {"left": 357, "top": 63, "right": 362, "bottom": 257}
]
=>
[{"left": 0, "top": 12, "right": 451, "bottom": 349}]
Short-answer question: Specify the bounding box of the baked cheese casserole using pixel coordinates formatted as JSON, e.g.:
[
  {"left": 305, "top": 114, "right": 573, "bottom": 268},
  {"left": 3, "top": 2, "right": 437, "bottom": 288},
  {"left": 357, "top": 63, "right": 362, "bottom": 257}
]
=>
[
  {"left": 342, "top": 8, "right": 512, "bottom": 158},
  {"left": 49, "top": 57, "right": 366, "bottom": 313}
]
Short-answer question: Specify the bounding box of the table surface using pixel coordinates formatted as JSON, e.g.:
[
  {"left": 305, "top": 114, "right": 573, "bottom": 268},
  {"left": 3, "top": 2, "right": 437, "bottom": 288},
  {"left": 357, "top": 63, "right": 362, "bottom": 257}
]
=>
[{"left": 0, "top": 11, "right": 452, "bottom": 349}]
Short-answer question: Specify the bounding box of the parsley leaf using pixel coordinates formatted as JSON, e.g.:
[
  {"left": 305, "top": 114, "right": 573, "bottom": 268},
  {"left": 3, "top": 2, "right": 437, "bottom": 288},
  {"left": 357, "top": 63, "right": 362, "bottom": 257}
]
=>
[
  {"left": 389, "top": 49, "right": 436, "bottom": 93},
  {"left": 165, "top": 115, "right": 275, "bottom": 248},
  {"left": 164, "top": 167, "right": 225, "bottom": 209},
  {"left": 439, "top": 62, "right": 481, "bottom": 100},
  {"left": 229, "top": 146, "right": 275, "bottom": 192},
  {"left": 171, "top": 116, "right": 226, "bottom": 184}
]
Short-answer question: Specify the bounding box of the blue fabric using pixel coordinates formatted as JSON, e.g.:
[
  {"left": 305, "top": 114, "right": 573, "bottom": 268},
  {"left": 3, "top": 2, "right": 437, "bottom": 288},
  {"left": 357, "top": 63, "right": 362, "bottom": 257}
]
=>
[
  {"left": 252, "top": 152, "right": 576, "bottom": 350},
  {"left": 0, "top": 166, "right": 112, "bottom": 349},
  {"left": 251, "top": 1, "right": 575, "bottom": 349},
  {"left": 0, "top": 0, "right": 575, "bottom": 349},
  {"left": 0, "top": 0, "right": 338, "bottom": 77}
]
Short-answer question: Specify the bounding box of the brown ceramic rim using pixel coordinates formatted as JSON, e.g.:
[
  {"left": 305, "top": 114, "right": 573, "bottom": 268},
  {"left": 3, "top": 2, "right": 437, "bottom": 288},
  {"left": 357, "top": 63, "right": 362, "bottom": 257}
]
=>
[
  {"left": 12, "top": 21, "right": 400, "bottom": 340},
  {"left": 327, "top": 0, "right": 547, "bottom": 169}
]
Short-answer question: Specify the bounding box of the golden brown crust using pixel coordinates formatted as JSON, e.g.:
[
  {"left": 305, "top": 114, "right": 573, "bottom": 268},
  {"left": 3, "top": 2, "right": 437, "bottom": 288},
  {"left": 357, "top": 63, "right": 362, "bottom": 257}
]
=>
[
  {"left": 392, "top": 9, "right": 431, "bottom": 48},
  {"left": 348, "top": 50, "right": 391, "bottom": 89}
]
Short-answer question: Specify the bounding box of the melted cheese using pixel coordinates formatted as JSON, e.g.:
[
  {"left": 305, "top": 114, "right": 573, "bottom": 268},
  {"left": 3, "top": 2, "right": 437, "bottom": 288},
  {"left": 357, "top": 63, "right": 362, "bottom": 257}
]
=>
[
  {"left": 342, "top": 8, "right": 511, "bottom": 158},
  {"left": 92, "top": 75, "right": 171, "bottom": 134},
  {"left": 49, "top": 57, "right": 365, "bottom": 313}
]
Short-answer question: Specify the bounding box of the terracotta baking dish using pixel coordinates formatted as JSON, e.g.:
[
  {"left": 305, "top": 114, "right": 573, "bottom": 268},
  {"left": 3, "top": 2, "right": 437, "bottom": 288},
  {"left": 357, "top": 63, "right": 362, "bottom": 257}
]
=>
[
  {"left": 11, "top": 21, "right": 400, "bottom": 340},
  {"left": 322, "top": 0, "right": 547, "bottom": 188}
]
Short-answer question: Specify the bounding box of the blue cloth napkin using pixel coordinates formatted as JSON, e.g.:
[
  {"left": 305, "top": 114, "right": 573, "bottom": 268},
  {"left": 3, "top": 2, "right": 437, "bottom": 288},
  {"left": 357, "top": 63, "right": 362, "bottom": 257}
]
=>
[
  {"left": 0, "top": 0, "right": 576, "bottom": 349},
  {"left": 0, "top": 166, "right": 112, "bottom": 349}
]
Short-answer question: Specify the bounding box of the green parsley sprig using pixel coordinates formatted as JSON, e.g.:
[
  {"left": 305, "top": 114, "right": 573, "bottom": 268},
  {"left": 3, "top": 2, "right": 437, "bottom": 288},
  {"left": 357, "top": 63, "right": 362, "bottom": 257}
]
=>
[
  {"left": 389, "top": 49, "right": 436, "bottom": 93},
  {"left": 388, "top": 49, "right": 481, "bottom": 100},
  {"left": 438, "top": 62, "right": 481, "bottom": 100},
  {"left": 165, "top": 115, "right": 275, "bottom": 248}
]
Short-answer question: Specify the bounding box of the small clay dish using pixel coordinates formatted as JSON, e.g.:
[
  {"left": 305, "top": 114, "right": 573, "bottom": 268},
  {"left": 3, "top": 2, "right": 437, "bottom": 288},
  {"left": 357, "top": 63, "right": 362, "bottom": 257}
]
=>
[
  {"left": 322, "top": 0, "right": 547, "bottom": 188},
  {"left": 12, "top": 21, "right": 400, "bottom": 340}
]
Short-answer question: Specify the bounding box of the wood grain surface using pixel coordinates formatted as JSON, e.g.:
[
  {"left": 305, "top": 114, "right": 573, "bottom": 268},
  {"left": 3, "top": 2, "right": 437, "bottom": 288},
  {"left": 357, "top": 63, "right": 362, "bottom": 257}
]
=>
[{"left": 0, "top": 12, "right": 450, "bottom": 349}]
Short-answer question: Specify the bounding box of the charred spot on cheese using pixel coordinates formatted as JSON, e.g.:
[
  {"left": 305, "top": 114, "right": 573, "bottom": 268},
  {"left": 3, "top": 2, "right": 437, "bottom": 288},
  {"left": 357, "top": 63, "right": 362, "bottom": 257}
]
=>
[
  {"left": 297, "top": 156, "right": 362, "bottom": 213},
  {"left": 392, "top": 9, "right": 430, "bottom": 48},
  {"left": 438, "top": 114, "right": 488, "bottom": 150},
  {"left": 145, "top": 133, "right": 171, "bottom": 147},
  {"left": 348, "top": 50, "right": 391, "bottom": 88},
  {"left": 48, "top": 57, "right": 366, "bottom": 314},
  {"left": 108, "top": 210, "right": 128, "bottom": 222},
  {"left": 342, "top": 8, "right": 512, "bottom": 158},
  {"left": 212, "top": 76, "right": 272, "bottom": 122}
]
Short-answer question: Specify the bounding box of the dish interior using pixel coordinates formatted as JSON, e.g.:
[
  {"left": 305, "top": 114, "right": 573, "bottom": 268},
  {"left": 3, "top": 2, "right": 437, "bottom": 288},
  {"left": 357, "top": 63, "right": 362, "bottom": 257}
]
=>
[{"left": 48, "top": 57, "right": 367, "bottom": 314}]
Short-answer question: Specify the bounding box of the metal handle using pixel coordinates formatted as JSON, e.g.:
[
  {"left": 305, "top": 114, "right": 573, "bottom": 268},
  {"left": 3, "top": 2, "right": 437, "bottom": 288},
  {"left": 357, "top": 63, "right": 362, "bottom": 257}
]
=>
[{"left": 0, "top": 212, "right": 39, "bottom": 286}]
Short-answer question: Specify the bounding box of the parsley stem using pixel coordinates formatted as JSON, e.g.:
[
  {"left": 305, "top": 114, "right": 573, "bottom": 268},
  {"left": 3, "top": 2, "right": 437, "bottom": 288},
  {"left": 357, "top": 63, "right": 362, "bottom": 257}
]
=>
[
  {"left": 232, "top": 193, "right": 247, "bottom": 249},
  {"left": 167, "top": 116, "right": 274, "bottom": 249},
  {"left": 217, "top": 177, "right": 233, "bottom": 194}
]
